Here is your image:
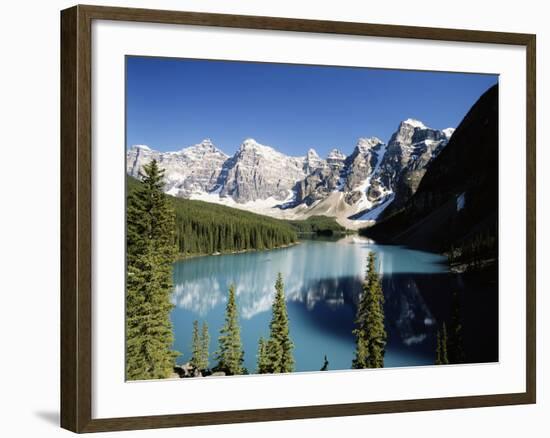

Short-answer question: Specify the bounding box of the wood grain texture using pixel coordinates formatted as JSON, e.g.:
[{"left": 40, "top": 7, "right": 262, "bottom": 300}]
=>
[
  {"left": 78, "top": 4, "right": 534, "bottom": 44},
  {"left": 60, "top": 5, "right": 78, "bottom": 432},
  {"left": 60, "top": 4, "right": 537, "bottom": 433},
  {"left": 525, "top": 34, "right": 536, "bottom": 404}
]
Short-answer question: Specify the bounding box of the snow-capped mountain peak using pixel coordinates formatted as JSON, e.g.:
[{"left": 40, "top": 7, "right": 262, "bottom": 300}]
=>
[
  {"left": 402, "top": 118, "right": 428, "bottom": 129},
  {"left": 127, "top": 139, "right": 229, "bottom": 197},
  {"left": 183, "top": 138, "right": 223, "bottom": 154},
  {"left": 196, "top": 138, "right": 215, "bottom": 148},
  {"left": 126, "top": 118, "right": 454, "bottom": 227},
  {"left": 327, "top": 148, "right": 346, "bottom": 161},
  {"left": 238, "top": 138, "right": 283, "bottom": 158},
  {"left": 442, "top": 127, "right": 455, "bottom": 139},
  {"left": 307, "top": 148, "right": 320, "bottom": 158},
  {"left": 365, "top": 119, "right": 454, "bottom": 218},
  {"left": 219, "top": 138, "right": 310, "bottom": 203},
  {"left": 356, "top": 137, "right": 383, "bottom": 153},
  {"left": 241, "top": 137, "right": 258, "bottom": 146},
  {"left": 303, "top": 148, "right": 324, "bottom": 174}
]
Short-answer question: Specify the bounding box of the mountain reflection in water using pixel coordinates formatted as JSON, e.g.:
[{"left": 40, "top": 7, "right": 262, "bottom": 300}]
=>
[{"left": 171, "top": 235, "right": 497, "bottom": 372}]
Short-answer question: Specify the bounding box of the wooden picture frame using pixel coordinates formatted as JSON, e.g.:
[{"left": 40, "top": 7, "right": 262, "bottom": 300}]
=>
[{"left": 60, "top": 4, "right": 536, "bottom": 433}]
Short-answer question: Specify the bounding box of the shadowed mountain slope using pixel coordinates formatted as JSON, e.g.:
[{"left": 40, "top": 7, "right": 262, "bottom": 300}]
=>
[{"left": 361, "top": 84, "right": 499, "bottom": 260}]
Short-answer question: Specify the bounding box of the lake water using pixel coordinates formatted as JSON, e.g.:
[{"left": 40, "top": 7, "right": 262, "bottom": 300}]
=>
[{"left": 171, "top": 235, "right": 497, "bottom": 373}]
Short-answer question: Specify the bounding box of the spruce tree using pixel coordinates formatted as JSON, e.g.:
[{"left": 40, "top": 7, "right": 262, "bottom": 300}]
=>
[
  {"left": 352, "top": 334, "right": 369, "bottom": 369},
  {"left": 265, "top": 273, "right": 294, "bottom": 373},
  {"left": 215, "top": 285, "right": 244, "bottom": 375},
  {"left": 352, "top": 252, "right": 387, "bottom": 369},
  {"left": 256, "top": 336, "right": 269, "bottom": 374},
  {"left": 200, "top": 321, "right": 210, "bottom": 371},
  {"left": 126, "top": 160, "right": 178, "bottom": 380},
  {"left": 190, "top": 320, "right": 201, "bottom": 370}
]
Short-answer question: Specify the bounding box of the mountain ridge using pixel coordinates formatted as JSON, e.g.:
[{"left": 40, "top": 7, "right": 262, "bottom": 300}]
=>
[
  {"left": 126, "top": 118, "right": 454, "bottom": 228},
  {"left": 361, "top": 84, "right": 498, "bottom": 259}
]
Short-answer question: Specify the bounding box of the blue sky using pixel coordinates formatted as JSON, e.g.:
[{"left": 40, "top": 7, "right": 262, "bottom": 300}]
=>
[{"left": 126, "top": 56, "right": 497, "bottom": 157}]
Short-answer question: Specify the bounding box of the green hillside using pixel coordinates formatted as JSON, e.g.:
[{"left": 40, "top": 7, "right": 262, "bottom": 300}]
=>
[
  {"left": 127, "top": 176, "right": 298, "bottom": 257},
  {"left": 287, "top": 215, "right": 346, "bottom": 235}
]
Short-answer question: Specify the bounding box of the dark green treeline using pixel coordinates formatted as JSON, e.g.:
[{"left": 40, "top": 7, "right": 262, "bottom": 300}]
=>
[
  {"left": 127, "top": 175, "right": 297, "bottom": 256},
  {"left": 174, "top": 203, "right": 298, "bottom": 256},
  {"left": 287, "top": 215, "right": 346, "bottom": 235},
  {"left": 126, "top": 160, "right": 179, "bottom": 380}
]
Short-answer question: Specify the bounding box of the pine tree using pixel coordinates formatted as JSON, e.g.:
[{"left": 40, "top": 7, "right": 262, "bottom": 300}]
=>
[
  {"left": 265, "top": 273, "right": 294, "bottom": 373},
  {"left": 256, "top": 336, "right": 270, "bottom": 374},
  {"left": 215, "top": 285, "right": 244, "bottom": 375},
  {"left": 352, "top": 336, "right": 369, "bottom": 369},
  {"left": 190, "top": 320, "right": 201, "bottom": 370},
  {"left": 126, "top": 160, "right": 179, "bottom": 380},
  {"left": 352, "top": 252, "right": 387, "bottom": 369},
  {"left": 200, "top": 321, "right": 210, "bottom": 371}
]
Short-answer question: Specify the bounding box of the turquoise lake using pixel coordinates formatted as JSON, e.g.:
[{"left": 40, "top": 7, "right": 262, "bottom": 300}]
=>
[{"left": 169, "top": 235, "right": 495, "bottom": 373}]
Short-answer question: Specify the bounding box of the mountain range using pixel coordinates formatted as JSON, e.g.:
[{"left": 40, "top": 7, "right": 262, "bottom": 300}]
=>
[
  {"left": 126, "top": 119, "right": 454, "bottom": 228},
  {"left": 363, "top": 84, "right": 498, "bottom": 255}
]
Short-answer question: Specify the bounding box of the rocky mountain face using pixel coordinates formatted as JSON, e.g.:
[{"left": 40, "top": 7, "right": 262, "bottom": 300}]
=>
[
  {"left": 343, "top": 138, "right": 384, "bottom": 191},
  {"left": 217, "top": 138, "right": 309, "bottom": 203},
  {"left": 366, "top": 119, "right": 454, "bottom": 217},
  {"left": 126, "top": 139, "right": 229, "bottom": 197},
  {"left": 126, "top": 120, "right": 454, "bottom": 225},
  {"left": 362, "top": 85, "right": 498, "bottom": 253}
]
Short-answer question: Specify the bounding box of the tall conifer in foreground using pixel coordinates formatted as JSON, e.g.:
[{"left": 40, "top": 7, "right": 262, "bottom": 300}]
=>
[
  {"left": 256, "top": 336, "right": 269, "bottom": 374},
  {"left": 190, "top": 320, "right": 210, "bottom": 372},
  {"left": 215, "top": 285, "right": 244, "bottom": 375},
  {"left": 126, "top": 160, "right": 178, "bottom": 380},
  {"left": 265, "top": 273, "right": 294, "bottom": 373},
  {"left": 200, "top": 321, "right": 210, "bottom": 371},
  {"left": 352, "top": 252, "right": 386, "bottom": 369},
  {"left": 190, "top": 320, "right": 201, "bottom": 370}
]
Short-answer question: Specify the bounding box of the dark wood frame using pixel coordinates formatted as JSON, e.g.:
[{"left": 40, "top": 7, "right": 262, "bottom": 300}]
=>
[{"left": 60, "top": 4, "right": 536, "bottom": 433}]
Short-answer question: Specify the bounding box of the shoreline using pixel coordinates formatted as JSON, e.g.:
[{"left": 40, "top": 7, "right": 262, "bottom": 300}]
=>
[
  {"left": 174, "top": 230, "right": 356, "bottom": 262},
  {"left": 175, "top": 240, "right": 301, "bottom": 261}
]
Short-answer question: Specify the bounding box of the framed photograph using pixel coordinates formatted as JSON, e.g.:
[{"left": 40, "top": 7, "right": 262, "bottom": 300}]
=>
[{"left": 60, "top": 4, "right": 536, "bottom": 433}]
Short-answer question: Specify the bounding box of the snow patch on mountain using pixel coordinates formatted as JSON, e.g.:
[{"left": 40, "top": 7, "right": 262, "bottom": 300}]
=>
[
  {"left": 403, "top": 118, "right": 427, "bottom": 129},
  {"left": 327, "top": 148, "right": 346, "bottom": 161},
  {"left": 356, "top": 193, "right": 396, "bottom": 221},
  {"left": 346, "top": 140, "right": 388, "bottom": 212},
  {"left": 442, "top": 127, "right": 455, "bottom": 139}
]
